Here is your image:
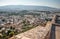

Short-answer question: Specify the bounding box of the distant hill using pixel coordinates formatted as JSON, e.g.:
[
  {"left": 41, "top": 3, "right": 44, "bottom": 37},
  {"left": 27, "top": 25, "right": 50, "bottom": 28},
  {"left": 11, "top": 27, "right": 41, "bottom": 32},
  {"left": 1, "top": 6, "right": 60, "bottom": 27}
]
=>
[{"left": 0, "top": 5, "right": 60, "bottom": 12}]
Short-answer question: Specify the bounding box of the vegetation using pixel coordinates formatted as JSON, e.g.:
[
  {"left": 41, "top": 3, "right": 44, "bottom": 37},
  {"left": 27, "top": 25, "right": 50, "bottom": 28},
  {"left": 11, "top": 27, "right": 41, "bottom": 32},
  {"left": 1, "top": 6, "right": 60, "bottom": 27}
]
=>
[
  {"left": 0, "top": 21, "right": 38, "bottom": 39},
  {"left": 0, "top": 26, "right": 19, "bottom": 39},
  {"left": 21, "top": 20, "right": 37, "bottom": 32}
]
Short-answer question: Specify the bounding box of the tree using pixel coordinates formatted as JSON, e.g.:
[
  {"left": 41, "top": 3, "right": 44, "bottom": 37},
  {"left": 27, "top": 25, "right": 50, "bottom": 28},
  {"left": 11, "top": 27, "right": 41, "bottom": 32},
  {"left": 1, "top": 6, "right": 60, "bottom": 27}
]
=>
[{"left": 9, "top": 32, "right": 14, "bottom": 37}]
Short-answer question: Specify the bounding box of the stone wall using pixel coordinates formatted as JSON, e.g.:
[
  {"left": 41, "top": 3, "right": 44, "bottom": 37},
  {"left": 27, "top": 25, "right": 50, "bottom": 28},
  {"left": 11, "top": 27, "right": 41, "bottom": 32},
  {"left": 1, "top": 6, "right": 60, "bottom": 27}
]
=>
[{"left": 9, "top": 21, "right": 52, "bottom": 39}]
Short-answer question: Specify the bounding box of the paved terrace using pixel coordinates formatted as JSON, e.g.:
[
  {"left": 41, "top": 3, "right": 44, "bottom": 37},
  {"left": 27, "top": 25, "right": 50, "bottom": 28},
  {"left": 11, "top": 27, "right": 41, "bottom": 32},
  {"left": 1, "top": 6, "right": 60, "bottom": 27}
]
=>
[{"left": 50, "top": 15, "right": 60, "bottom": 39}]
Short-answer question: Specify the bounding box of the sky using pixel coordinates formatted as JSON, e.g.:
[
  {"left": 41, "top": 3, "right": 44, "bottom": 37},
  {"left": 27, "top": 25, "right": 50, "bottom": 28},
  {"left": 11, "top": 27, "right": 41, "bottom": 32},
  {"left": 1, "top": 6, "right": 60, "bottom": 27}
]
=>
[{"left": 0, "top": 0, "right": 60, "bottom": 8}]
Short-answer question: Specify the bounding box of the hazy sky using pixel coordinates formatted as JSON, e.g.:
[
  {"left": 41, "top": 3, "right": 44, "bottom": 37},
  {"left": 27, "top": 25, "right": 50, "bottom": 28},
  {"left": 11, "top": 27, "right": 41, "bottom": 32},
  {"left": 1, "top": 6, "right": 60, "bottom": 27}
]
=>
[{"left": 0, "top": 0, "right": 60, "bottom": 8}]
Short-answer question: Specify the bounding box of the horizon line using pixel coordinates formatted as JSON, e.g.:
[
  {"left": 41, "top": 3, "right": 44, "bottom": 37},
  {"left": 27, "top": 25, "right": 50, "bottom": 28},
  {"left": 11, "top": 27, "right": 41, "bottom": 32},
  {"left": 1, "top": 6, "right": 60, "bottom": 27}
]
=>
[{"left": 0, "top": 4, "right": 60, "bottom": 9}]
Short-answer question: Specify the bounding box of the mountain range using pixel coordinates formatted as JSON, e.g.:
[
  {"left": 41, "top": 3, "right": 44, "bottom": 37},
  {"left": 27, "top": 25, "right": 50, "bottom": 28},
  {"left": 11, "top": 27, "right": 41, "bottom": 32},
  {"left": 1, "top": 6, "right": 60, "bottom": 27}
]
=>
[{"left": 0, "top": 5, "right": 60, "bottom": 12}]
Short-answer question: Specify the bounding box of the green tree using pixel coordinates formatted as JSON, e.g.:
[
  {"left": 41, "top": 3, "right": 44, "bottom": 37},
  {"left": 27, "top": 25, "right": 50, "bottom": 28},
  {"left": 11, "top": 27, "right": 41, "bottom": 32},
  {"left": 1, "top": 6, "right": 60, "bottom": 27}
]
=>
[{"left": 9, "top": 32, "right": 14, "bottom": 37}]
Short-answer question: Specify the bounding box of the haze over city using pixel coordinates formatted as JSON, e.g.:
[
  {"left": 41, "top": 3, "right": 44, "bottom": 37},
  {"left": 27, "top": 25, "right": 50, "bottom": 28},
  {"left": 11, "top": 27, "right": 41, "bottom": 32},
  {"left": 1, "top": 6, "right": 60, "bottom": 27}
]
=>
[{"left": 0, "top": 0, "right": 60, "bottom": 8}]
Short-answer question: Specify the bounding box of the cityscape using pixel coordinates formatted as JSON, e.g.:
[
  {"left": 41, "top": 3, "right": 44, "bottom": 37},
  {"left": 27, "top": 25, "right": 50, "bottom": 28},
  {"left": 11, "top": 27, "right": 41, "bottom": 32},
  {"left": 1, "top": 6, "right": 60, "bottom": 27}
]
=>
[{"left": 0, "top": 0, "right": 60, "bottom": 39}]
